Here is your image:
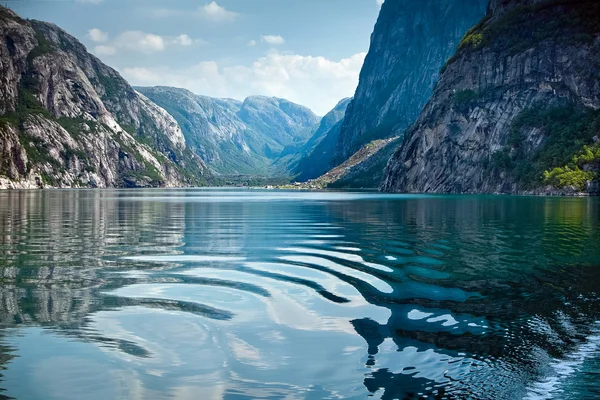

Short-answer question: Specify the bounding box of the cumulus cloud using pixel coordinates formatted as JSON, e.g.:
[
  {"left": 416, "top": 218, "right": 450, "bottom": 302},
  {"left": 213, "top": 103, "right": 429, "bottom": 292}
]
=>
[
  {"left": 261, "top": 35, "right": 285, "bottom": 45},
  {"left": 247, "top": 40, "right": 257, "bottom": 47},
  {"left": 121, "top": 51, "right": 366, "bottom": 115},
  {"left": 116, "top": 31, "right": 165, "bottom": 54},
  {"left": 200, "top": 2, "right": 238, "bottom": 22},
  {"left": 147, "top": 2, "right": 239, "bottom": 21},
  {"left": 174, "top": 34, "right": 194, "bottom": 47},
  {"left": 376, "top": 0, "right": 385, "bottom": 6},
  {"left": 91, "top": 31, "right": 202, "bottom": 56},
  {"left": 87, "top": 28, "right": 108, "bottom": 43}
]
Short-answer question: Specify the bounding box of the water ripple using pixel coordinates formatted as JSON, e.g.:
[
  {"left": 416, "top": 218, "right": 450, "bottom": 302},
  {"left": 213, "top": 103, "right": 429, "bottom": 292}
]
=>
[{"left": 0, "top": 190, "right": 599, "bottom": 399}]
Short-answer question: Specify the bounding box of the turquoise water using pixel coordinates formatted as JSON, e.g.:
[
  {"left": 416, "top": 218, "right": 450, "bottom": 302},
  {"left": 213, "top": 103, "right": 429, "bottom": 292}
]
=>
[{"left": 0, "top": 189, "right": 599, "bottom": 399}]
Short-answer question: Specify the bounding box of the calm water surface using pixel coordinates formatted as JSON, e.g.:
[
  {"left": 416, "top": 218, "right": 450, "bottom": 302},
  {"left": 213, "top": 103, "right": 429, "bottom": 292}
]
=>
[{"left": 0, "top": 189, "right": 599, "bottom": 399}]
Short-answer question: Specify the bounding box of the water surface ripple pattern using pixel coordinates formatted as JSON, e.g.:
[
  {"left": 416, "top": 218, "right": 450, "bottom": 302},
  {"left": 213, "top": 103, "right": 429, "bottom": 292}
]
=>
[{"left": 0, "top": 189, "right": 599, "bottom": 399}]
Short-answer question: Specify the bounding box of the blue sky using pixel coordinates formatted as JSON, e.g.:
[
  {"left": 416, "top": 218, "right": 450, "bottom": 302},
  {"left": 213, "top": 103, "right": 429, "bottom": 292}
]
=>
[{"left": 11, "top": 0, "right": 384, "bottom": 114}]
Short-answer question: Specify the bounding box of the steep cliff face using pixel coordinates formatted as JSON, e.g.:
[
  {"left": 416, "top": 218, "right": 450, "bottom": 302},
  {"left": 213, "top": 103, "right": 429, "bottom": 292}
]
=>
[
  {"left": 291, "top": 98, "right": 351, "bottom": 181},
  {"left": 137, "top": 87, "right": 319, "bottom": 175},
  {"left": 332, "top": 0, "right": 488, "bottom": 166},
  {"left": 382, "top": 0, "right": 600, "bottom": 194},
  {"left": 0, "top": 7, "right": 209, "bottom": 189}
]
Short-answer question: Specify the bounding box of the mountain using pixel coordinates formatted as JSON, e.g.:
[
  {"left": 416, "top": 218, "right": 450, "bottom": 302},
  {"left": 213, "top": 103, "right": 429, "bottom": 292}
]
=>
[
  {"left": 332, "top": 0, "right": 488, "bottom": 166},
  {"left": 136, "top": 87, "right": 319, "bottom": 175},
  {"left": 293, "top": 136, "right": 401, "bottom": 189},
  {"left": 288, "top": 97, "right": 351, "bottom": 182},
  {"left": 382, "top": 0, "right": 600, "bottom": 194},
  {"left": 0, "top": 7, "right": 209, "bottom": 189}
]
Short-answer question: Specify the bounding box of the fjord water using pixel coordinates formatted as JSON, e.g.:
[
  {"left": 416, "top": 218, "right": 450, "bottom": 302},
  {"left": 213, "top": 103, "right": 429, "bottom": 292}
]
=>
[{"left": 0, "top": 190, "right": 599, "bottom": 400}]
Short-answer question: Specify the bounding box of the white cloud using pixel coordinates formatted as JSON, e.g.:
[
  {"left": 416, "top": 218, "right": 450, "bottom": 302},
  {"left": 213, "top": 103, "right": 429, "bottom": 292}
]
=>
[
  {"left": 200, "top": 2, "right": 238, "bottom": 22},
  {"left": 116, "top": 31, "right": 165, "bottom": 54},
  {"left": 87, "top": 28, "right": 108, "bottom": 43},
  {"left": 247, "top": 40, "right": 256, "bottom": 47},
  {"left": 147, "top": 2, "right": 239, "bottom": 21},
  {"left": 94, "top": 45, "right": 116, "bottom": 56},
  {"left": 376, "top": 0, "right": 384, "bottom": 6},
  {"left": 261, "top": 35, "right": 285, "bottom": 45},
  {"left": 121, "top": 51, "right": 366, "bottom": 115},
  {"left": 92, "top": 31, "right": 202, "bottom": 56},
  {"left": 174, "top": 34, "right": 193, "bottom": 47}
]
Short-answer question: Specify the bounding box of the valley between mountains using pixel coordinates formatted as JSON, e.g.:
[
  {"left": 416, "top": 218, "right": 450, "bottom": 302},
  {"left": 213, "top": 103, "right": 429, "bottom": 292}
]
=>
[{"left": 1, "top": 0, "right": 599, "bottom": 194}]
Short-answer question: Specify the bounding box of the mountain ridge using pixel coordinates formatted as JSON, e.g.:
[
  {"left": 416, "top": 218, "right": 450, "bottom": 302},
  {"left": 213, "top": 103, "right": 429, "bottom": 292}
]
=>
[
  {"left": 136, "top": 86, "right": 320, "bottom": 176},
  {"left": 0, "top": 7, "right": 211, "bottom": 189},
  {"left": 381, "top": 0, "right": 600, "bottom": 194},
  {"left": 332, "top": 0, "right": 488, "bottom": 167}
]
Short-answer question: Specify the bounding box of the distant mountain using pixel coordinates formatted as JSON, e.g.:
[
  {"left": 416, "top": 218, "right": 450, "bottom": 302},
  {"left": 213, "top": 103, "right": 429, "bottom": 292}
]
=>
[
  {"left": 290, "top": 98, "right": 352, "bottom": 182},
  {"left": 136, "top": 87, "right": 319, "bottom": 175},
  {"left": 0, "top": 7, "right": 210, "bottom": 189}
]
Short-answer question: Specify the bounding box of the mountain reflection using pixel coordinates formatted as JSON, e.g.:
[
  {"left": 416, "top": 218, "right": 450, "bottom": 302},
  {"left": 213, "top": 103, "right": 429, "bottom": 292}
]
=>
[
  {"left": 325, "top": 197, "right": 600, "bottom": 399},
  {"left": 0, "top": 190, "right": 598, "bottom": 399}
]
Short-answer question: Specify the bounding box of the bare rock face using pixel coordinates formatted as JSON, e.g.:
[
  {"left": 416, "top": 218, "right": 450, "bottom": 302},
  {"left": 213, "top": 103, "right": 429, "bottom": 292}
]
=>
[
  {"left": 0, "top": 9, "right": 36, "bottom": 115},
  {"left": 382, "top": 0, "right": 600, "bottom": 194},
  {"left": 0, "top": 7, "right": 209, "bottom": 189},
  {"left": 332, "top": 0, "right": 488, "bottom": 166}
]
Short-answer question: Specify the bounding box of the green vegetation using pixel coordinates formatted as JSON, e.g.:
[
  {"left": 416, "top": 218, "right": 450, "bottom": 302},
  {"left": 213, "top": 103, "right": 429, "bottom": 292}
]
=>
[
  {"left": 543, "top": 166, "right": 595, "bottom": 191},
  {"left": 543, "top": 144, "right": 600, "bottom": 190},
  {"left": 451, "top": 89, "right": 481, "bottom": 113},
  {"left": 61, "top": 147, "right": 92, "bottom": 170},
  {"left": 574, "top": 144, "right": 600, "bottom": 165},
  {"left": 121, "top": 124, "right": 137, "bottom": 136},
  {"left": 457, "top": 15, "right": 490, "bottom": 53},
  {"left": 18, "top": 134, "right": 61, "bottom": 173},
  {"left": 0, "top": 84, "right": 99, "bottom": 178},
  {"left": 0, "top": 6, "right": 25, "bottom": 23},
  {"left": 443, "top": 0, "right": 600, "bottom": 72},
  {"left": 57, "top": 117, "right": 98, "bottom": 140},
  {"left": 97, "top": 73, "right": 125, "bottom": 101},
  {"left": 215, "top": 175, "right": 291, "bottom": 187},
  {"left": 113, "top": 133, "right": 166, "bottom": 187},
  {"left": 122, "top": 166, "right": 163, "bottom": 187},
  {"left": 328, "top": 138, "right": 400, "bottom": 189},
  {"left": 448, "top": 88, "right": 497, "bottom": 114},
  {"left": 27, "top": 33, "right": 55, "bottom": 62},
  {"left": 0, "top": 86, "right": 51, "bottom": 129},
  {"left": 487, "top": 103, "right": 600, "bottom": 189},
  {"left": 453, "top": 89, "right": 479, "bottom": 104},
  {"left": 16, "top": 88, "right": 51, "bottom": 118}
]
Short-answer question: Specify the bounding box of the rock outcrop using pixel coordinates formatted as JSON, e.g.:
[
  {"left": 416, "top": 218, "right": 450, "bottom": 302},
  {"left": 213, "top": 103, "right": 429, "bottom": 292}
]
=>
[
  {"left": 136, "top": 86, "right": 319, "bottom": 175},
  {"left": 332, "top": 0, "right": 488, "bottom": 166},
  {"left": 0, "top": 7, "right": 210, "bottom": 189},
  {"left": 382, "top": 0, "right": 600, "bottom": 194},
  {"left": 294, "top": 136, "right": 400, "bottom": 189}
]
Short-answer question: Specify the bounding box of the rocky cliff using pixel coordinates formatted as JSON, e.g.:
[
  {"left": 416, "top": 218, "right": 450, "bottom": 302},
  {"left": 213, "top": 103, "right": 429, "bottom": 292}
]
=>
[
  {"left": 0, "top": 7, "right": 210, "bottom": 189},
  {"left": 332, "top": 0, "right": 488, "bottom": 166},
  {"left": 382, "top": 0, "right": 600, "bottom": 194},
  {"left": 136, "top": 86, "right": 319, "bottom": 175}
]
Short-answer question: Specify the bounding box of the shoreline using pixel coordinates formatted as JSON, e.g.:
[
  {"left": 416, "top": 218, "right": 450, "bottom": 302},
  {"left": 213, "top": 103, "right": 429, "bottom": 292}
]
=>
[{"left": 0, "top": 183, "right": 598, "bottom": 197}]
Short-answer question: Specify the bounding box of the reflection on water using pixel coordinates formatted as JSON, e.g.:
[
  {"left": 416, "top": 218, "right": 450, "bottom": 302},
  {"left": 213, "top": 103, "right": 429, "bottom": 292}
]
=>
[{"left": 0, "top": 189, "right": 599, "bottom": 399}]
